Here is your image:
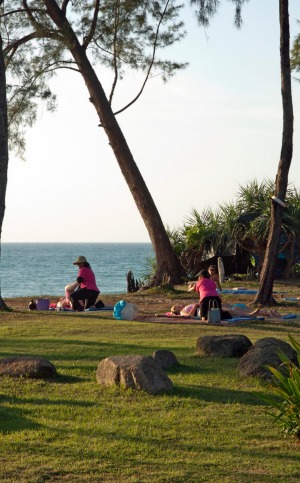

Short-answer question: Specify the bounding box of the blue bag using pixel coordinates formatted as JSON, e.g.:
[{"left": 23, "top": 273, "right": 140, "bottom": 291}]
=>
[{"left": 113, "top": 300, "right": 138, "bottom": 320}]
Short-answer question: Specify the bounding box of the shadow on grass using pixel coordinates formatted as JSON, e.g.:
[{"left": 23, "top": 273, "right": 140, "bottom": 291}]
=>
[
  {"left": 0, "top": 401, "right": 41, "bottom": 433},
  {"left": 248, "top": 322, "right": 300, "bottom": 334},
  {"left": 0, "top": 339, "right": 156, "bottom": 362},
  {"left": 0, "top": 391, "right": 97, "bottom": 433},
  {"left": 167, "top": 355, "right": 241, "bottom": 374},
  {"left": 53, "top": 373, "right": 86, "bottom": 384},
  {"left": 0, "top": 393, "right": 95, "bottom": 409},
  {"left": 172, "top": 384, "right": 267, "bottom": 406}
]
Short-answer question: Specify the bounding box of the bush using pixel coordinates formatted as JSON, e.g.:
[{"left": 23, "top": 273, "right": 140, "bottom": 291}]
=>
[{"left": 263, "top": 335, "right": 300, "bottom": 440}]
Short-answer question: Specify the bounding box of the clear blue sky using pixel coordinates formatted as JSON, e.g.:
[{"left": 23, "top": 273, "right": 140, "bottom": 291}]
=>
[{"left": 3, "top": 0, "right": 300, "bottom": 242}]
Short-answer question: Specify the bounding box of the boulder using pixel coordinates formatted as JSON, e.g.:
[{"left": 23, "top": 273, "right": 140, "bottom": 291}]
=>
[
  {"left": 96, "top": 355, "right": 173, "bottom": 394},
  {"left": 238, "top": 337, "right": 298, "bottom": 380},
  {"left": 152, "top": 350, "right": 179, "bottom": 370},
  {"left": 196, "top": 334, "right": 252, "bottom": 358},
  {"left": 0, "top": 356, "right": 57, "bottom": 379}
]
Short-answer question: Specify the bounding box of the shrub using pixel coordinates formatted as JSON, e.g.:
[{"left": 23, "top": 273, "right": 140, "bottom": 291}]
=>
[{"left": 263, "top": 335, "right": 300, "bottom": 440}]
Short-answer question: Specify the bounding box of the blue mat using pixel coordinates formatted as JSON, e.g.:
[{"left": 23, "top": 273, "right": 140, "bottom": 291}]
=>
[
  {"left": 221, "top": 289, "right": 257, "bottom": 294},
  {"left": 50, "top": 306, "right": 114, "bottom": 312},
  {"left": 192, "top": 316, "right": 264, "bottom": 323},
  {"left": 223, "top": 316, "right": 265, "bottom": 322},
  {"left": 224, "top": 314, "right": 297, "bottom": 321}
]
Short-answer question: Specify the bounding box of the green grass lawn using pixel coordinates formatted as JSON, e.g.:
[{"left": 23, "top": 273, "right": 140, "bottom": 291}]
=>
[{"left": 0, "top": 305, "right": 300, "bottom": 482}]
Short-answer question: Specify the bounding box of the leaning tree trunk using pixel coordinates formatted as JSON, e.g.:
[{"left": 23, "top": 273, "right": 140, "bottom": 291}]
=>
[
  {"left": 44, "top": 0, "right": 184, "bottom": 286},
  {"left": 0, "top": 32, "right": 9, "bottom": 310},
  {"left": 253, "top": 0, "right": 293, "bottom": 305}
]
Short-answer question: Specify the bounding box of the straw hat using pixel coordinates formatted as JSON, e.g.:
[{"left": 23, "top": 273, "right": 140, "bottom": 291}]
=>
[{"left": 72, "top": 256, "right": 87, "bottom": 265}]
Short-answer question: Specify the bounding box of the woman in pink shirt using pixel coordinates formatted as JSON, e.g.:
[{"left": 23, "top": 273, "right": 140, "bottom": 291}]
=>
[
  {"left": 189, "top": 269, "right": 222, "bottom": 321},
  {"left": 69, "top": 256, "right": 100, "bottom": 311}
]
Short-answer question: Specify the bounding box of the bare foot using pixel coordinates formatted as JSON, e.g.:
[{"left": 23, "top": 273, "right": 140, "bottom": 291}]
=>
[{"left": 250, "top": 308, "right": 260, "bottom": 316}]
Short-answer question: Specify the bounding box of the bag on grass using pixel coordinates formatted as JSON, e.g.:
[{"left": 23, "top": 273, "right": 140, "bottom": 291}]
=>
[
  {"left": 95, "top": 299, "right": 105, "bottom": 309},
  {"left": 113, "top": 300, "right": 138, "bottom": 320},
  {"left": 207, "top": 299, "right": 221, "bottom": 324},
  {"left": 36, "top": 298, "right": 50, "bottom": 310}
]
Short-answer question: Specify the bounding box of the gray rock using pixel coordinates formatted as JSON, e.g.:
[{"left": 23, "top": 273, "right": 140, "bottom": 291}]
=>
[
  {"left": 253, "top": 337, "right": 298, "bottom": 360},
  {"left": 0, "top": 356, "right": 57, "bottom": 379},
  {"left": 96, "top": 355, "right": 173, "bottom": 394},
  {"left": 238, "top": 337, "right": 298, "bottom": 380},
  {"left": 152, "top": 350, "right": 179, "bottom": 370},
  {"left": 196, "top": 334, "right": 253, "bottom": 358}
]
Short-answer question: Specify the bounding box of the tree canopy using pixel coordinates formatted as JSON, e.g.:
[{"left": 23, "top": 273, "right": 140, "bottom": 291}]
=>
[
  {"left": 1, "top": 0, "right": 186, "bottom": 157},
  {"left": 0, "top": 0, "right": 189, "bottom": 286}
]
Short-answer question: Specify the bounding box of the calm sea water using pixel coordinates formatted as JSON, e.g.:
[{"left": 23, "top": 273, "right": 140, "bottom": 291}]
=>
[{"left": 0, "top": 243, "right": 154, "bottom": 298}]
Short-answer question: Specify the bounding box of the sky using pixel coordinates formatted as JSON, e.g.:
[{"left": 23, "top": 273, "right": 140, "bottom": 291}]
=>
[{"left": 2, "top": 0, "right": 300, "bottom": 243}]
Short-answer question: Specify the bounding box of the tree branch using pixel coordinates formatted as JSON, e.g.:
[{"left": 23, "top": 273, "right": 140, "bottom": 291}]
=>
[
  {"left": 4, "top": 32, "right": 41, "bottom": 62},
  {"left": 61, "top": 0, "right": 71, "bottom": 16},
  {"left": 0, "top": 8, "right": 33, "bottom": 19},
  {"left": 4, "top": 30, "right": 65, "bottom": 67},
  {"left": 109, "top": 0, "right": 121, "bottom": 105},
  {"left": 113, "top": 0, "right": 171, "bottom": 115},
  {"left": 82, "top": 0, "right": 100, "bottom": 49},
  {"left": 22, "top": 0, "right": 45, "bottom": 32}
]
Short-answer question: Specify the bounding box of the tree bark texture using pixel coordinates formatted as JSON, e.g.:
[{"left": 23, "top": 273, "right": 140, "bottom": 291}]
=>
[
  {"left": 253, "top": 0, "right": 293, "bottom": 305},
  {"left": 0, "top": 34, "right": 8, "bottom": 240},
  {"left": 43, "top": 0, "right": 184, "bottom": 285},
  {"left": 0, "top": 33, "right": 10, "bottom": 309}
]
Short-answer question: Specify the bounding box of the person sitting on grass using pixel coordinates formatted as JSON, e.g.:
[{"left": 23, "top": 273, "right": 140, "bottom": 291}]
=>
[
  {"left": 188, "top": 269, "right": 224, "bottom": 321},
  {"left": 208, "top": 265, "right": 222, "bottom": 291},
  {"left": 70, "top": 256, "right": 100, "bottom": 311}
]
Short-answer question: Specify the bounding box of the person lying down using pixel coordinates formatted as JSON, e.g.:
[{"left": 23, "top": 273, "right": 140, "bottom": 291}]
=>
[
  {"left": 223, "top": 303, "right": 282, "bottom": 318},
  {"left": 170, "top": 303, "right": 200, "bottom": 317},
  {"left": 56, "top": 282, "right": 80, "bottom": 310},
  {"left": 170, "top": 302, "right": 283, "bottom": 318},
  {"left": 56, "top": 282, "right": 104, "bottom": 310}
]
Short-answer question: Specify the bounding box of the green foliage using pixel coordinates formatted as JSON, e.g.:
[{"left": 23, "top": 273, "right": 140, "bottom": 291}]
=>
[
  {"left": 140, "top": 256, "right": 157, "bottom": 284},
  {"left": 1, "top": 3, "right": 62, "bottom": 158},
  {"left": 167, "top": 179, "right": 300, "bottom": 278},
  {"left": 166, "top": 225, "right": 186, "bottom": 257},
  {"left": 175, "top": 208, "right": 230, "bottom": 278},
  {"left": 1, "top": 0, "right": 187, "bottom": 157},
  {"left": 191, "top": 0, "right": 250, "bottom": 29},
  {"left": 6, "top": 53, "right": 57, "bottom": 158},
  {"left": 291, "top": 23, "right": 300, "bottom": 80},
  {"left": 228, "top": 179, "right": 273, "bottom": 258},
  {"left": 263, "top": 335, "right": 300, "bottom": 440},
  {"left": 291, "top": 263, "right": 300, "bottom": 277},
  {"left": 93, "top": 0, "right": 187, "bottom": 83}
]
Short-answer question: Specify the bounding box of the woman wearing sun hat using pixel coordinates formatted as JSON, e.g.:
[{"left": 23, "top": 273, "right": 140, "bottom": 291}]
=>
[{"left": 69, "top": 256, "right": 100, "bottom": 311}]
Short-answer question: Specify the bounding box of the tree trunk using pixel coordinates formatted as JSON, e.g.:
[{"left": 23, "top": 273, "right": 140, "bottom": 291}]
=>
[
  {"left": 253, "top": 0, "right": 293, "bottom": 305},
  {"left": 256, "top": 247, "right": 266, "bottom": 281},
  {"left": 0, "top": 33, "right": 10, "bottom": 310},
  {"left": 43, "top": 0, "right": 184, "bottom": 286}
]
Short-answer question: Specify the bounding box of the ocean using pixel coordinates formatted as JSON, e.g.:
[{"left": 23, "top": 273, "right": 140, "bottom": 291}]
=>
[{"left": 0, "top": 243, "right": 154, "bottom": 298}]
